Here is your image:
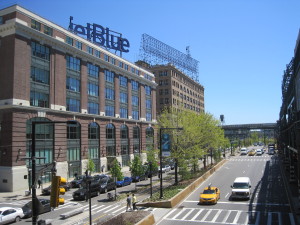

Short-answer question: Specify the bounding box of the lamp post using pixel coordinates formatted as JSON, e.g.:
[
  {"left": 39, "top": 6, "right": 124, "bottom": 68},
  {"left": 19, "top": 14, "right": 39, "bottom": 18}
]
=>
[
  {"left": 159, "top": 127, "right": 183, "bottom": 199},
  {"left": 31, "top": 120, "right": 76, "bottom": 225}
]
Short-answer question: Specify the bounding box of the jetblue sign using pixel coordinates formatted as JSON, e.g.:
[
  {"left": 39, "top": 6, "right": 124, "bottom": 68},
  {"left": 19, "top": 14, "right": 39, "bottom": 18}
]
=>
[{"left": 68, "top": 17, "right": 130, "bottom": 53}]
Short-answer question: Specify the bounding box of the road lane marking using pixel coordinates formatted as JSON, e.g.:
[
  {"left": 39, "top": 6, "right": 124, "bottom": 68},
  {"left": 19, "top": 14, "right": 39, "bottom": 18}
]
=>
[
  {"left": 222, "top": 210, "right": 231, "bottom": 223},
  {"left": 173, "top": 208, "right": 188, "bottom": 220},
  {"left": 211, "top": 209, "right": 222, "bottom": 222},
  {"left": 183, "top": 200, "right": 289, "bottom": 206},
  {"left": 190, "top": 209, "right": 203, "bottom": 221},
  {"left": 181, "top": 209, "right": 194, "bottom": 220},
  {"left": 232, "top": 210, "right": 242, "bottom": 224},
  {"left": 200, "top": 209, "right": 212, "bottom": 222},
  {"left": 104, "top": 205, "right": 121, "bottom": 213}
]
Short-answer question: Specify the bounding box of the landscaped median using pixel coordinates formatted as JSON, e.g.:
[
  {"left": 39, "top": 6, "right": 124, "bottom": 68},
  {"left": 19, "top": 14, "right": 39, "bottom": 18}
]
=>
[{"left": 137, "top": 158, "right": 228, "bottom": 208}]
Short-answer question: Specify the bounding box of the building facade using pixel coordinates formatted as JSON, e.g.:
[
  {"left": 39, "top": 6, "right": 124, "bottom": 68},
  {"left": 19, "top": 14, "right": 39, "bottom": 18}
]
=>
[
  {"left": 136, "top": 62, "right": 205, "bottom": 114},
  {"left": 278, "top": 30, "right": 300, "bottom": 194},
  {"left": 0, "top": 5, "right": 157, "bottom": 191}
]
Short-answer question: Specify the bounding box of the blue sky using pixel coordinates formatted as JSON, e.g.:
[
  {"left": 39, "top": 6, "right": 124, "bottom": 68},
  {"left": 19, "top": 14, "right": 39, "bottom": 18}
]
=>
[{"left": 2, "top": 0, "right": 299, "bottom": 125}]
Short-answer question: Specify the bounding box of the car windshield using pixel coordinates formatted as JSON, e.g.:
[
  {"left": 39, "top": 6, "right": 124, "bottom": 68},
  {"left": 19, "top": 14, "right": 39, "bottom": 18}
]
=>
[
  {"left": 203, "top": 189, "right": 215, "bottom": 194},
  {"left": 232, "top": 182, "right": 249, "bottom": 189}
]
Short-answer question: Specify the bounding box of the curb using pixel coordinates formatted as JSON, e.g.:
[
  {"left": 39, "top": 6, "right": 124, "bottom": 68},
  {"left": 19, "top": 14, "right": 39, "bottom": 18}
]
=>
[
  {"left": 136, "top": 213, "right": 155, "bottom": 225},
  {"left": 138, "top": 159, "right": 228, "bottom": 208}
]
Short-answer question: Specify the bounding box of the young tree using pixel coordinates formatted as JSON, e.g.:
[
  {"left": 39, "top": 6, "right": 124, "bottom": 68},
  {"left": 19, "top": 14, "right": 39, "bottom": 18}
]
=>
[
  {"left": 110, "top": 159, "right": 123, "bottom": 199},
  {"left": 130, "top": 155, "right": 144, "bottom": 190},
  {"left": 85, "top": 158, "right": 95, "bottom": 175}
]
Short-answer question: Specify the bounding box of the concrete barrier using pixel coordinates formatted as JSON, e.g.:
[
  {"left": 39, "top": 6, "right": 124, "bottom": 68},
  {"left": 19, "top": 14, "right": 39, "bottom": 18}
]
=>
[
  {"left": 60, "top": 207, "right": 84, "bottom": 219},
  {"left": 136, "top": 213, "right": 155, "bottom": 225},
  {"left": 138, "top": 159, "right": 228, "bottom": 208}
]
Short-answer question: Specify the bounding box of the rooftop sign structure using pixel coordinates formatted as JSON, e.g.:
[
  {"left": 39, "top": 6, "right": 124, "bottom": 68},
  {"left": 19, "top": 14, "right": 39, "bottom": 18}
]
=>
[
  {"left": 139, "top": 33, "right": 199, "bottom": 82},
  {"left": 68, "top": 16, "right": 130, "bottom": 56}
]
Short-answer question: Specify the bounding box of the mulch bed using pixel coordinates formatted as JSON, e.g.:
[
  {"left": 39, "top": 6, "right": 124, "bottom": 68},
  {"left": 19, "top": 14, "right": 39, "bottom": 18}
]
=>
[{"left": 99, "top": 211, "right": 150, "bottom": 225}]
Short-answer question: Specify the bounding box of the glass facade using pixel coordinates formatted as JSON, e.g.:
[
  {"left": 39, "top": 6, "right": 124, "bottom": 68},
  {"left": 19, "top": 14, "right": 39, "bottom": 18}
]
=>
[
  {"left": 88, "top": 102, "right": 99, "bottom": 114},
  {"left": 67, "top": 98, "right": 80, "bottom": 112}
]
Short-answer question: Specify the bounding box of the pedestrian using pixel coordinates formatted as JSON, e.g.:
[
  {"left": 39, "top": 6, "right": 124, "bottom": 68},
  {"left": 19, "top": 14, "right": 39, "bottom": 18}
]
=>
[
  {"left": 74, "top": 172, "right": 78, "bottom": 178},
  {"left": 132, "top": 193, "right": 137, "bottom": 210},
  {"left": 126, "top": 194, "right": 132, "bottom": 212},
  {"left": 101, "top": 165, "right": 105, "bottom": 173},
  {"left": 37, "top": 179, "right": 42, "bottom": 189}
]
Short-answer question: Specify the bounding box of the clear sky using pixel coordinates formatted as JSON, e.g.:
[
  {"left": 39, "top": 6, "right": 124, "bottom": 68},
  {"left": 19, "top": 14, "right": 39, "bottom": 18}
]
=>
[{"left": 1, "top": 0, "right": 299, "bottom": 125}]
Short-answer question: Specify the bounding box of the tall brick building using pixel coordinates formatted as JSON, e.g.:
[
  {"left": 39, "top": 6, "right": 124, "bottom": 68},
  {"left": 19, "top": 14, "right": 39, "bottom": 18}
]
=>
[{"left": 0, "top": 5, "right": 157, "bottom": 191}]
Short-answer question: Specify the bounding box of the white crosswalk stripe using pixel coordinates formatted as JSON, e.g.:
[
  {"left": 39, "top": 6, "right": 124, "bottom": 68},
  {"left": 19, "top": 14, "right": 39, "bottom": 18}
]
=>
[{"left": 160, "top": 208, "right": 296, "bottom": 225}]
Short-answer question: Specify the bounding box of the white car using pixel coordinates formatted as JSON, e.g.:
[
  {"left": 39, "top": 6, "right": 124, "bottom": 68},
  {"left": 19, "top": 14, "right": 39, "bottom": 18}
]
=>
[
  {"left": 0, "top": 207, "right": 24, "bottom": 224},
  {"left": 256, "top": 149, "right": 262, "bottom": 156}
]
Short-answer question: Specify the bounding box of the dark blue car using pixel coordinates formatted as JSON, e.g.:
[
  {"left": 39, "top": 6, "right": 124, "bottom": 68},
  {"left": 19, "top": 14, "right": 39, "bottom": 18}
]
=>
[{"left": 116, "top": 176, "right": 132, "bottom": 187}]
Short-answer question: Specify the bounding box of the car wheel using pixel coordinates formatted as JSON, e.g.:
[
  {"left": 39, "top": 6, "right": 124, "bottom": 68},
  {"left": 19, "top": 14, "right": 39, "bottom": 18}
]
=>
[{"left": 15, "top": 216, "right": 21, "bottom": 222}]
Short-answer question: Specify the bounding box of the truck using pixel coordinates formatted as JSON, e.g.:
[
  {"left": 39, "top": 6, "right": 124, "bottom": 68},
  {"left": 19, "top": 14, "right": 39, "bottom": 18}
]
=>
[{"left": 268, "top": 144, "right": 275, "bottom": 155}]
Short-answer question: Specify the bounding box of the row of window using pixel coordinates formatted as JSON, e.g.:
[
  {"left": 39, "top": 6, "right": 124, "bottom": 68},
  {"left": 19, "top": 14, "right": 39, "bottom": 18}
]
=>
[{"left": 172, "top": 80, "right": 203, "bottom": 99}]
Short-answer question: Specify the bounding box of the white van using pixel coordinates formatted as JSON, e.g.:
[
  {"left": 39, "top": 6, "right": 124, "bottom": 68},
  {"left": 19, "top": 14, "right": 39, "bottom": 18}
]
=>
[
  {"left": 240, "top": 148, "right": 248, "bottom": 155},
  {"left": 231, "top": 177, "right": 251, "bottom": 200}
]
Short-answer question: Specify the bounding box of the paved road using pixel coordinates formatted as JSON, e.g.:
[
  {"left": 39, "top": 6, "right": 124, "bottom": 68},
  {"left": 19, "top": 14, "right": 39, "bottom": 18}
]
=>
[{"left": 156, "top": 153, "right": 296, "bottom": 225}]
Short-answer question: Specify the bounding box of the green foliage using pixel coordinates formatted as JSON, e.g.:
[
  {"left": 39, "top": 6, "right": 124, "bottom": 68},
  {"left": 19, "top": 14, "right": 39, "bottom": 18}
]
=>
[
  {"left": 130, "top": 155, "right": 144, "bottom": 177},
  {"left": 110, "top": 159, "right": 123, "bottom": 181},
  {"left": 146, "top": 147, "right": 159, "bottom": 168},
  {"left": 86, "top": 158, "right": 95, "bottom": 174}
]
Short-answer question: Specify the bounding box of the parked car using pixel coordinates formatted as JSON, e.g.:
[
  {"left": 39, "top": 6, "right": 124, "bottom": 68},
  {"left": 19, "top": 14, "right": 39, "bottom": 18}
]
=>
[
  {"left": 256, "top": 149, "right": 262, "bottom": 156},
  {"left": 70, "top": 175, "right": 85, "bottom": 188},
  {"left": 72, "top": 179, "right": 101, "bottom": 201},
  {"left": 159, "top": 165, "right": 171, "bottom": 173},
  {"left": 0, "top": 207, "right": 24, "bottom": 224},
  {"left": 42, "top": 182, "right": 71, "bottom": 195},
  {"left": 116, "top": 176, "right": 132, "bottom": 187},
  {"left": 147, "top": 166, "right": 158, "bottom": 178},
  {"left": 93, "top": 174, "right": 108, "bottom": 181},
  {"left": 22, "top": 199, "right": 51, "bottom": 218},
  {"left": 99, "top": 176, "right": 116, "bottom": 193},
  {"left": 131, "top": 173, "right": 148, "bottom": 182}
]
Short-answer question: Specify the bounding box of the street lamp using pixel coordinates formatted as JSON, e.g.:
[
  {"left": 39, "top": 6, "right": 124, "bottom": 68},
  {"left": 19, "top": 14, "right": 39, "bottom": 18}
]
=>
[
  {"left": 31, "top": 120, "right": 76, "bottom": 225},
  {"left": 159, "top": 127, "right": 183, "bottom": 199}
]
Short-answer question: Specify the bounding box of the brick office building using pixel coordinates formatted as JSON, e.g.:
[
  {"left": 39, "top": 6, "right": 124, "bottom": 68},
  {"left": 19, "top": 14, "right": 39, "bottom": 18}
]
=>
[
  {"left": 136, "top": 62, "right": 205, "bottom": 114},
  {"left": 0, "top": 5, "right": 157, "bottom": 191}
]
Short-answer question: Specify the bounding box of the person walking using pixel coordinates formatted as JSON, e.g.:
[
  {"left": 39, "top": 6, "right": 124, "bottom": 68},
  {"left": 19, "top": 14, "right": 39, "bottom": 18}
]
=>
[
  {"left": 132, "top": 193, "right": 137, "bottom": 210},
  {"left": 126, "top": 194, "right": 132, "bottom": 212},
  {"left": 37, "top": 179, "right": 42, "bottom": 189}
]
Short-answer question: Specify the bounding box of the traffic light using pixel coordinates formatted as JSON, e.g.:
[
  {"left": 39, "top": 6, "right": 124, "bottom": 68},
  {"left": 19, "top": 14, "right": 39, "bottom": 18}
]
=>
[{"left": 50, "top": 175, "right": 66, "bottom": 208}]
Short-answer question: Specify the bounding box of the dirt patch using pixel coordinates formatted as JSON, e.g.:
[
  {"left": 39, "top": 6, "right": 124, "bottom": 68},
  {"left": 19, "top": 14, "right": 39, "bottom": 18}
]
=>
[{"left": 99, "top": 211, "right": 150, "bottom": 225}]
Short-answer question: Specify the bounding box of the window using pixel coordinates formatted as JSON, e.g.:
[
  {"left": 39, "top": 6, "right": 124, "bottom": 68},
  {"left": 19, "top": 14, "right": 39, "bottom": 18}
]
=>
[
  {"left": 88, "top": 63, "right": 99, "bottom": 78},
  {"left": 66, "top": 77, "right": 80, "bottom": 92},
  {"left": 75, "top": 41, "right": 82, "bottom": 50},
  {"left": 88, "top": 83, "right": 99, "bottom": 96},
  {"left": 120, "top": 92, "right": 128, "bottom": 103},
  {"left": 87, "top": 46, "right": 93, "bottom": 54},
  {"left": 120, "top": 124, "right": 128, "bottom": 139},
  {"left": 30, "top": 91, "right": 49, "bottom": 108},
  {"left": 165, "top": 98, "right": 169, "bottom": 104},
  {"left": 0, "top": 16, "right": 3, "bottom": 25},
  {"left": 88, "top": 102, "right": 99, "bottom": 114},
  {"left": 120, "top": 108, "right": 128, "bottom": 118},
  {"left": 106, "top": 123, "right": 115, "bottom": 139},
  {"left": 119, "top": 61, "right": 123, "bottom": 68},
  {"left": 111, "top": 57, "right": 116, "bottom": 65},
  {"left": 31, "top": 42, "right": 50, "bottom": 60},
  {"left": 31, "top": 19, "right": 41, "bottom": 31},
  {"left": 88, "top": 122, "right": 99, "bottom": 139},
  {"left": 131, "top": 67, "right": 135, "bottom": 74},
  {"left": 146, "top": 99, "right": 152, "bottom": 109},
  {"left": 146, "top": 113, "right": 152, "bottom": 121},
  {"left": 119, "top": 76, "right": 127, "bottom": 87},
  {"left": 66, "top": 55, "right": 80, "bottom": 71},
  {"left": 133, "top": 126, "right": 140, "bottom": 139},
  {"left": 165, "top": 89, "right": 169, "bottom": 95},
  {"left": 124, "top": 64, "right": 129, "bottom": 71},
  {"left": 44, "top": 25, "right": 53, "bottom": 36},
  {"left": 31, "top": 66, "right": 49, "bottom": 84},
  {"left": 66, "top": 36, "right": 73, "bottom": 46},
  {"left": 132, "top": 110, "right": 139, "bottom": 120},
  {"left": 132, "top": 96, "right": 139, "bottom": 106},
  {"left": 105, "top": 105, "right": 114, "bottom": 116},
  {"left": 145, "top": 86, "right": 151, "bottom": 95},
  {"left": 105, "top": 70, "right": 114, "bottom": 82},
  {"left": 132, "top": 80, "right": 139, "bottom": 91},
  {"left": 67, "top": 122, "right": 80, "bottom": 139},
  {"left": 104, "top": 54, "right": 109, "bottom": 62},
  {"left": 159, "top": 89, "right": 163, "bottom": 95},
  {"left": 105, "top": 88, "right": 114, "bottom": 100},
  {"left": 95, "top": 50, "right": 101, "bottom": 58},
  {"left": 135, "top": 70, "right": 139, "bottom": 75},
  {"left": 67, "top": 98, "right": 80, "bottom": 112}
]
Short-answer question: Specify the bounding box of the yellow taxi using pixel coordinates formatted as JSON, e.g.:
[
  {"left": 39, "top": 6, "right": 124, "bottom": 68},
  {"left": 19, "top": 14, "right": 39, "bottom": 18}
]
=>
[
  {"left": 199, "top": 184, "right": 220, "bottom": 204},
  {"left": 248, "top": 149, "right": 256, "bottom": 156}
]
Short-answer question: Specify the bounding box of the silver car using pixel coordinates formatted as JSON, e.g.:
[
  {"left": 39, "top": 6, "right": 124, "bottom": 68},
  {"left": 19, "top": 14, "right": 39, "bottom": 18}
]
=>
[{"left": 0, "top": 207, "right": 24, "bottom": 224}]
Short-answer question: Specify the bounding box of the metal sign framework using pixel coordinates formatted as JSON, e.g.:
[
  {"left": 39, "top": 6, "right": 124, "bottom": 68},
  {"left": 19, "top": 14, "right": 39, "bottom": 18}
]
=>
[{"left": 139, "top": 33, "right": 199, "bottom": 82}]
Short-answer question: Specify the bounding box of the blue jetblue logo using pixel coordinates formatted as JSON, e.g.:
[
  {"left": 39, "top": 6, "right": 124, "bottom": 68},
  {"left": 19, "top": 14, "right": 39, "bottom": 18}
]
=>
[{"left": 68, "top": 17, "right": 130, "bottom": 53}]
